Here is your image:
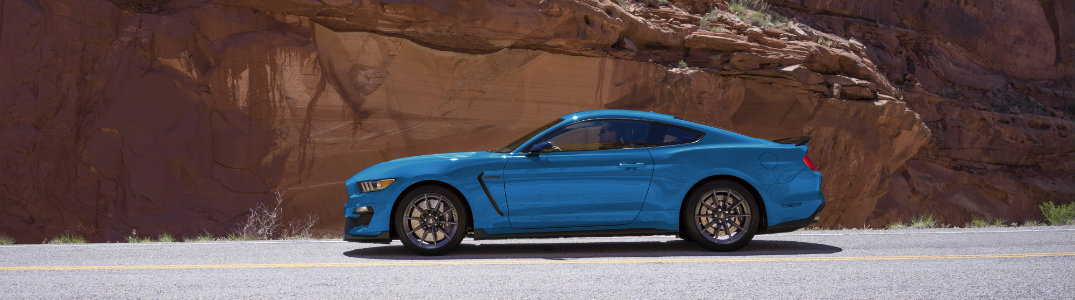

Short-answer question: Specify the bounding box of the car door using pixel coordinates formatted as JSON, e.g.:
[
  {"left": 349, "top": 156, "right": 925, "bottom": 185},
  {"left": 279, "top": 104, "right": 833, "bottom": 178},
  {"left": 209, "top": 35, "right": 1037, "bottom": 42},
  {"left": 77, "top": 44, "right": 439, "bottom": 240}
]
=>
[{"left": 503, "top": 119, "right": 654, "bottom": 229}]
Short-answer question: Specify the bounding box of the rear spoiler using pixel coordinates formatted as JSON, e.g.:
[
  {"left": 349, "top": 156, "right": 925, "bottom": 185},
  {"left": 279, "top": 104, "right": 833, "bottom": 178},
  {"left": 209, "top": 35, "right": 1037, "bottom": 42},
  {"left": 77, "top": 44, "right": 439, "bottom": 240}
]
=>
[{"left": 772, "top": 136, "right": 811, "bottom": 146}]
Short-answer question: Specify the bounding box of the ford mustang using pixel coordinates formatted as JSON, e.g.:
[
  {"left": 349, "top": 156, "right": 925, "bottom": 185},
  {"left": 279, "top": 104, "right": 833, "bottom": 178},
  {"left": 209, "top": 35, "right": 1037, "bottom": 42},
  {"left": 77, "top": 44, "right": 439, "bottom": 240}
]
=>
[{"left": 343, "top": 109, "right": 824, "bottom": 255}]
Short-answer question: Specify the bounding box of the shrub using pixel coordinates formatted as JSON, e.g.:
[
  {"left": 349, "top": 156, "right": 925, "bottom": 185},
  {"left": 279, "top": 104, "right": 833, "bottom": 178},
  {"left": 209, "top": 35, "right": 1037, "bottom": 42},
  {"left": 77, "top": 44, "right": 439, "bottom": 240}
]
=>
[
  {"left": 677, "top": 60, "right": 688, "bottom": 68},
  {"left": 1039, "top": 201, "right": 1075, "bottom": 225},
  {"left": 967, "top": 217, "right": 1005, "bottom": 228},
  {"left": 0, "top": 234, "right": 13, "bottom": 245},
  {"left": 699, "top": 9, "right": 727, "bottom": 33},
  {"left": 234, "top": 191, "right": 320, "bottom": 240},
  {"left": 728, "top": 0, "right": 785, "bottom": 28},
  {"left": 157, "top": 233, "right": 175, "bottom": 243},
  {"left": 282, "top": 214, "right": 320, "bottom": 240},
  {"left": 48, "top": 233, "right": 86, "bottom": 244},
  {"left": 183, "top": 232, "right": 218, "bottom": 242},
  {"left": 742, "top": 11, "right": 768, "bottom": 27},
  {"left": 909, "top": 214, "right": 937, "bottom": 228},
  {"left": 126, "top": 229, "right": 154, "bottom": 243}
]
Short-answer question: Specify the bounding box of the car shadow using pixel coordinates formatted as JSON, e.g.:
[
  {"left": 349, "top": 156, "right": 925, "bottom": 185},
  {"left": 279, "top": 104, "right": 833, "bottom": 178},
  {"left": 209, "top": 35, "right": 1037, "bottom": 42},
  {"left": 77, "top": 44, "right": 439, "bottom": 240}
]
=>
[{"left": 343, "top": 238, "right": 842, "bottom": 260}]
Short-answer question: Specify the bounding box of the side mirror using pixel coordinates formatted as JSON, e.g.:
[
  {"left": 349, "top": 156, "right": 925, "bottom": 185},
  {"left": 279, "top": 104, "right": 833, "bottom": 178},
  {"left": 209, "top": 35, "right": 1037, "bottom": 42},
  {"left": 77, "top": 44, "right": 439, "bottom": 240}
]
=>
[{"left": 526, "top": 141, "right": 552, "bottom": 155}]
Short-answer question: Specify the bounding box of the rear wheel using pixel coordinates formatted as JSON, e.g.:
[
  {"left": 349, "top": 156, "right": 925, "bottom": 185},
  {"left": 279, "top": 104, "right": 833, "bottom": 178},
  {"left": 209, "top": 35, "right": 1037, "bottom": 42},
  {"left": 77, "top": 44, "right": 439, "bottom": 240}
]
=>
[
  {"left": 393, "top": 186, "right": 468, "bottom": 255},
  {"left": 682, "top": 180, "right": 759, "bottom": 251}
]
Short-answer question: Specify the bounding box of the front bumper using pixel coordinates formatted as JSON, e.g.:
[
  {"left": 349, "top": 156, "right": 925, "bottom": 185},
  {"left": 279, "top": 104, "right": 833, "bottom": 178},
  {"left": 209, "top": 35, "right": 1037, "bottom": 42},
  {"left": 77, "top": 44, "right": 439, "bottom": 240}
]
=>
[
  {"left": 342, "top": 209, "right": 391, "bottom": 243},
  {"left": 342, "top": 188, "right": 395, "bottom": 243}
]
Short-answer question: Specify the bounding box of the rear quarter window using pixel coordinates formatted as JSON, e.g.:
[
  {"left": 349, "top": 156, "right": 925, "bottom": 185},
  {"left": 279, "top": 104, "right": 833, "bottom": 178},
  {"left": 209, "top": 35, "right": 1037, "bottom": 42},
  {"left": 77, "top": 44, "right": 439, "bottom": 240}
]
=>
[{"left": 646, "top": 123, "right": 702, "bottom": 146}]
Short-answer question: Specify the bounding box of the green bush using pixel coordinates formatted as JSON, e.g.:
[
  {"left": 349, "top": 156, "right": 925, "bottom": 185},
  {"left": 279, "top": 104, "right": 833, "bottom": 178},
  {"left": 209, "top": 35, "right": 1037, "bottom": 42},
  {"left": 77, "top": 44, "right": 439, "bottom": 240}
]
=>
[
  {"left": 743, "top": 11, "right": 770, "bottom": 27},
  {"left": 183, "top": 232, "right": 218, "bottom": 242},
  {"left": 729, "top": 0, "right": 768, "bottom": 15},
  {"left": 909, "top": 214, "right": 937, "bottom": 228},
  {"left": 157, "top": 233, "right": 175, "bottom": 243},
  {"left": 126, "top": 230, "right": 154, "bottom": 243},
  {"left": 727, "top": 0, "right": 788, "bottom": 28},
  {"left": 887, "top": 220, "right": 907, "bottom": 229},
  {"left": 48, "top": 233, "right": 86, "bottom": 244},
  {"left": 967, "top": 217, "right": 1005, "bottom": 228},
  {"left": 1039, "top": 201, "right": 1075, "bottom": 225},
  {"left": 0, "top": 234, "right": 14, "bottom": 245}
]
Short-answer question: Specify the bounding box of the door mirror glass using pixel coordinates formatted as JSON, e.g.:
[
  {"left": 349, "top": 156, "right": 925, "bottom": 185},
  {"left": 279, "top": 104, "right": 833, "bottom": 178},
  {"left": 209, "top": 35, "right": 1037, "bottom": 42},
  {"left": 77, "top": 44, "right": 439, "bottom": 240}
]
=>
[{"left": 527, "top": 141, "right": 553, "bottom": 155}]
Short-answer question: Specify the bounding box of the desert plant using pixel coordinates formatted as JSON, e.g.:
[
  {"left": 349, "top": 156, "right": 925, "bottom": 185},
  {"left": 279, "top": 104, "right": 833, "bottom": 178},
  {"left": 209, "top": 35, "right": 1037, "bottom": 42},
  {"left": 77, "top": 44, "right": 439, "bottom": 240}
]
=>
[
  {"left": 742, "top": 11, "right": 770, "bottom": 27},
  {"left": 48, "top": 233, "right": 86, "bottom": 244},
  {"left": 282, "top": 214, "right": 320, "bottom": 239},
  {"left": 967, "top": 217, "right": 1006, "bottom": 228},
  {"left": 1039, "top": 201, "right": 1075, "bottom": 225},
  {"left": 183, "top": 232, "right": 218, "bottom": 242},
  {"left": 234, "top": 191, "right": 320, "bottom": 240},
  {"left": 0, "top": 234, "right": 14, "bottom": 245},
  {"left": 909, "top": 214, "right": 937, "bottom": 228},
  {"left": 887, "top": 220, "right": 908, "bottom": 229},
  {"left": 699, "top": 18, "right": 710, "bottom": 31},
  {"left": 618, "top": 0, "right": 630, "bottom": 9},
  {"left": 236, "top": 193, "right": 285, "bottom": 240},
  {"left": 732, "top": 0, "right": 770, "bottom": 13},
  {"left": 225, "top": 233, "right": 254, "bottom": 241},
  {"left": 126, "top": 229, "right": 154, "bottom": 243},
  {"left": 725, "top": 0, "right": 794, "bottom": 29},
  {"left": 657, "top": 0, "right": 668, "bottom": 5},
  {"left": 677, "top": 60, "right": 688, "bottom": 68},
  {"left": 157, "top": 233, "right": 175, "bottom": 243},
  {"left": 1022, "top": 220, "right": 1043, "bottom": 226}
]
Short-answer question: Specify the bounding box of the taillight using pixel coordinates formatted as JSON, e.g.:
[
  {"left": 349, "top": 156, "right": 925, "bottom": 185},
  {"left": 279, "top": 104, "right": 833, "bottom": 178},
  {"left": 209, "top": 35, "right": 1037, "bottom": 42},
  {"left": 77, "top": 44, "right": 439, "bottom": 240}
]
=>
[{"left": 804, "top": 155, "right": 818, "bottom": 171}]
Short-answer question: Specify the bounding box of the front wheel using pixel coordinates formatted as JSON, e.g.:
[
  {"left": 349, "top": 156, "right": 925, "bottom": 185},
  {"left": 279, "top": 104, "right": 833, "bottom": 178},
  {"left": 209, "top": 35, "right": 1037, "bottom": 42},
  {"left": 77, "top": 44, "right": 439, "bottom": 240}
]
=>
[
  {"left": 681, "top": 180, "right": 759, "bottom": 251},
  {"left": 393, "top": 186, "right": 469, "bottom": 255}
]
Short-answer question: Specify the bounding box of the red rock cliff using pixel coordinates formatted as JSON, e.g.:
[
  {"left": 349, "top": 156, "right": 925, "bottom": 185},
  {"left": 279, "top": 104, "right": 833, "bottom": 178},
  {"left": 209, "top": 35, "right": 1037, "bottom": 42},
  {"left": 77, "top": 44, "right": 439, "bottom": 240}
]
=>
[
  {"left": 0, "top": 0, "right": 1069, "bottom": 242},
  {"left": 769, "top": 0, "right": 1075, "bottom": 226}
]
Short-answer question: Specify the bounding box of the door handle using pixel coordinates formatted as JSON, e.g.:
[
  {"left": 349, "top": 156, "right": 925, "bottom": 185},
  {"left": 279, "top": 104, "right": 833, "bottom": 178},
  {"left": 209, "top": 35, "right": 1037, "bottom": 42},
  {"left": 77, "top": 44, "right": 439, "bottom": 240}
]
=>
[{"left": 618, "top": 162, "right": 646, "bottom": 169}]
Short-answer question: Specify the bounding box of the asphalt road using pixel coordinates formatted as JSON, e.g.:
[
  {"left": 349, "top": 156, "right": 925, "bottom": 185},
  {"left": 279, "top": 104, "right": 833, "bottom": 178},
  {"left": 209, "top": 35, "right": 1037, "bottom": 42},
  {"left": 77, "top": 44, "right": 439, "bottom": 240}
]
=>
[{"left": 1, "top": 226, "right": 1073, "bottom": 299}]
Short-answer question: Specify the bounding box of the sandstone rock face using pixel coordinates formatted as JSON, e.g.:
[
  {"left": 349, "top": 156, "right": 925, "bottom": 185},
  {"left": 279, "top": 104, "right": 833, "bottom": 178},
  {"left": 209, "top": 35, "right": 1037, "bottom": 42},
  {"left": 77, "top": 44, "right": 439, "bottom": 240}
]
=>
[
  {"left": 0, "top": 0, "right": 1063, "bottom": 242},
  {"left": 770, "top": 0, "right": 1075, "bottom": 226}
]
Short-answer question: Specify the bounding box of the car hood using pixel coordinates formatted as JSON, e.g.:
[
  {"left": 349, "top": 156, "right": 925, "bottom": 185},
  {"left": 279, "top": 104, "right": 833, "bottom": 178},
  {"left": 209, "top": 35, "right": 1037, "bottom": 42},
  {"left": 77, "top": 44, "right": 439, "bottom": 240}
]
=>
[{"left": 347, "top": 151, "right": 504, "bottom": 183}]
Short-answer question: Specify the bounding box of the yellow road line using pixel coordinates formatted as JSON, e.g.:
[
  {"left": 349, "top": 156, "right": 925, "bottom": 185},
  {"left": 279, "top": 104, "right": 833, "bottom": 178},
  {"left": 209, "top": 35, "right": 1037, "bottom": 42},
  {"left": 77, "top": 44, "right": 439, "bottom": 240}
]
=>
[{"left": 2, "top": 252, "right": 1071, "bottom": 271}]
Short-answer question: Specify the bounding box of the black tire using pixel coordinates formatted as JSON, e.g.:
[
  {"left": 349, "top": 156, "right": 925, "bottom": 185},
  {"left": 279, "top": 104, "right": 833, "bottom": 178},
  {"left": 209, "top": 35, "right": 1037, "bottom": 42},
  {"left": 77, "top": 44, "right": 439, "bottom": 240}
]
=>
[
  {"left": 392, "top": 186, "right": 469, "bottom": 255},
  {"left": 681, "top": 180, "right": 759, "bottom": 251}
]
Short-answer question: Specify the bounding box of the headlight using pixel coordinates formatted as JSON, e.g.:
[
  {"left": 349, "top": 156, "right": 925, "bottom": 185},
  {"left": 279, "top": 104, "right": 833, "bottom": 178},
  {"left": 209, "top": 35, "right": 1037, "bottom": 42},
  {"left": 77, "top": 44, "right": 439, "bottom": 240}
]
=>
[{"left": 358, "top": 179, "right": 395, "bottom": 193}]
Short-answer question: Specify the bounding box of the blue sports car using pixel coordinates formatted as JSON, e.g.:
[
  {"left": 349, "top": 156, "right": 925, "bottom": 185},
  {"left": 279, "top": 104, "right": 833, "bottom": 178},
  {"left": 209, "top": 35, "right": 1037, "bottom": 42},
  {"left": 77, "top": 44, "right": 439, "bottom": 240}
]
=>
[{"left": 343, "top": 109, "right": 824, "bottom": 255}]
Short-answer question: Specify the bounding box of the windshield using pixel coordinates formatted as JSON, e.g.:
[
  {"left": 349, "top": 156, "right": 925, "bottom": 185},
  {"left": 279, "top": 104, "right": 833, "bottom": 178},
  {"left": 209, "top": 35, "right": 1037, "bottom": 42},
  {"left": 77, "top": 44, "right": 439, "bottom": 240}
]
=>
[{"left": 493, "top": 118, "right": 563, "bottom": 153}]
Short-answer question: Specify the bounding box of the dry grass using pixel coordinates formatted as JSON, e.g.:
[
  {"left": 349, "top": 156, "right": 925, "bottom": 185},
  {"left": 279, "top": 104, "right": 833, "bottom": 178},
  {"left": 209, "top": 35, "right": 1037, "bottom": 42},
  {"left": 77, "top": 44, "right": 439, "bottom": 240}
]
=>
[{"left": 234, "top": 191, "right": 320, "bottom": 240}]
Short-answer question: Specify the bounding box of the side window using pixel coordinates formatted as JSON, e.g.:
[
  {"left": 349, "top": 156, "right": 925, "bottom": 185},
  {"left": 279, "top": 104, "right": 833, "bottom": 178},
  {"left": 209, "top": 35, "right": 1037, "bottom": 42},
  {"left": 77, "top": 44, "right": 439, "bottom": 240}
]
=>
[
  {"left": 539, "top": 119, "right": 650, "bottom": 152},
  {"left": 646, "top": 123, "right": 702, "bottom": 146}
]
